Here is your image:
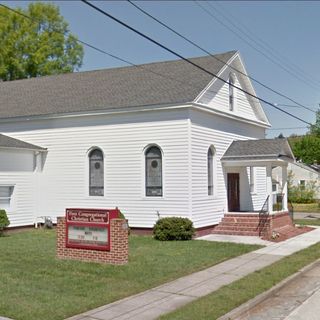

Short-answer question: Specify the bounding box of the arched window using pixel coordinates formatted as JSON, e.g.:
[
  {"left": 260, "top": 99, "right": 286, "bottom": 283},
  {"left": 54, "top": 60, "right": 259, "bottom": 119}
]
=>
[
  {"left": 229, "top": 73, "right": 235, "bottom": 111},
  {"left": 145, "top": 146, "right": 162, "bottom": 197},
  {"left": 89, "top": 148, "right": 104, "bottom": 196},
  {"left": 208, "top": 147, "right": 215, "bottom": 195}
]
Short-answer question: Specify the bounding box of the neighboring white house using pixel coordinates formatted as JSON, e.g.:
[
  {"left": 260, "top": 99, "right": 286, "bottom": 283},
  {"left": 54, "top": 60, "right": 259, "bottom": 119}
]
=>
[
  {"left": 273, "top": 161, "right": 320, "bottom": 200},
  {"left": 0, "top": 51, "right": 295, "bottom": 231}
]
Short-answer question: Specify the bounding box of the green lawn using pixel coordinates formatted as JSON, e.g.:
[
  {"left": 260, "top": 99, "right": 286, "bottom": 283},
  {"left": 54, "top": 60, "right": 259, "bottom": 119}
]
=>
[
  {"left": 295, "top": 219, "right": 320, "bottom": 226},
  {"left": 160, "top": 242, "right": 320, "bottom": 320},
  {"left": 292, "top": 202, "right": 320, "bottom": 213},
  {"left": 0, "top": 230, "right": 261, "bottom": 320}
]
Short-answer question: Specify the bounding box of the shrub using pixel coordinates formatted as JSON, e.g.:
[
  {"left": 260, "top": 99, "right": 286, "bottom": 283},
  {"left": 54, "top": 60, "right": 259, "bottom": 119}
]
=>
[
  {"left": 153, "top": 217, "right": 195, "bottom": 241},
  {"left": 0, "top": 209, "right": 10, "bottom": 236},
  {"left": 288, "top": 181, "right": 318, "bottom": 203}
]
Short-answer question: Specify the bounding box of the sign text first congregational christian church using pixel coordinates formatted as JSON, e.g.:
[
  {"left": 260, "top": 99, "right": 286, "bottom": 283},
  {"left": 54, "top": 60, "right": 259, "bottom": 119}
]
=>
[{"left": 65, "top": 208, "right": 120, "bottom": 251}]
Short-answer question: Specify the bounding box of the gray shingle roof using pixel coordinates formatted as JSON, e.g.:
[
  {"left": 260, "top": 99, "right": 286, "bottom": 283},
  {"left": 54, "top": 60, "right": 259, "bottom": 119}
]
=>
[
  {"left": 0, "top": 51, "right": 236, "bottom": 119},
  {"left": 221, "top": 138, "right": 295, "bottom": 162},
  {"left": 0, "top": 134, "right": 46, "bottom": 151}
]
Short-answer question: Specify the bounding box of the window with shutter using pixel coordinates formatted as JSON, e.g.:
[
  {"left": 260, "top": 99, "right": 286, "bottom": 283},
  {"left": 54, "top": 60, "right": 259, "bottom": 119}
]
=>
[
  {"left": 145, "top": 146, "right": 162, "bottom": 197},
  {"left": 89, "top": 149, "right": 104, "bottom": 196}
]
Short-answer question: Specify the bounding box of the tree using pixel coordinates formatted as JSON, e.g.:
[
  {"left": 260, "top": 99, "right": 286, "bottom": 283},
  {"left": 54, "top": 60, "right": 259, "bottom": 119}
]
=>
[
  {"left": 310, "top": 109, "right": 320, "bottom": 137},
  {"left": 0, "top": 2, "right": 83, "bottom": 81},
  {"left": 289, "top": 134, "right": 320, "bottom": 164}
]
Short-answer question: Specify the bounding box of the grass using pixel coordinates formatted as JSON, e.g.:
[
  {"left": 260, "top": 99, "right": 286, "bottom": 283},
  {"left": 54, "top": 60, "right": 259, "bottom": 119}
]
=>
[
  {"left": 294, "top": 218, "right": 320, "bottom": 226},
  {"left": 0, "top": 230, "right": 261, "bottom": 320},
  {"left": 160, "top": 242, "right": 320, "bottom": 320},
  {"left": 292, "top": 202, "right": 320, "bottom": 213}
]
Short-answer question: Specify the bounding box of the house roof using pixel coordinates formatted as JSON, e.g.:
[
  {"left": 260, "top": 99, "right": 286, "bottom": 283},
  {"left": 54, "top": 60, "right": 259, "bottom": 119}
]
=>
[
  {"left": 294, "top": 161, "right": 320, "bottom": 175},
  {"left": 0, "top": 134, "right": 46, "bottom": 151},
  {"left": 221, "top": 138, "right": 295, "bottom": 162},
  {"left": 0, "top": 51, "right": 236, "bottom": 119}
]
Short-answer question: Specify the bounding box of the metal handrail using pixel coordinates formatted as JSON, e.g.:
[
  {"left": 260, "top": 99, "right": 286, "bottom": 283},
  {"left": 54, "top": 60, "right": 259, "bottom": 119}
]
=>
[{"left": 257, "top": 196, "right": 270, "bottom": 237}]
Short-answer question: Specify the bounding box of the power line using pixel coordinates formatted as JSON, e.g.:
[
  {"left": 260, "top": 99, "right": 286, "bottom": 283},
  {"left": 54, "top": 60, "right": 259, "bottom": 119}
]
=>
[
  {"left": 209, "top": 1, "right": 320, "bottom": 89},
  {"left": 81, "top": 0, "right": 312, "bottom": 126},
  {"left": 195, "top": 1, "right": 320, "bottom": 93},
  {"left": 127, "top": 0, "right": 316, "bottom": 115},
  {"left": 267, "top": 126, "right": 308, "bottom": 131},
  {"left": 0, "top": 3, "right": 214, "bottom": 92},
  {"left": 276, "top": 103, "right": 318, "bottom": 110},
  {"left": 0, "top": 3, "right": 255, "bottom": 107},
  {"left": 1, "top": 2, "right": 314, "bottom": 126}
]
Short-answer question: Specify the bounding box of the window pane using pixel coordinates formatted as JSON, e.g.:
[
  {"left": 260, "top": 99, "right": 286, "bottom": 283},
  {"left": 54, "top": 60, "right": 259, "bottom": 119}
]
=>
[
  {"left": 0, "top": 187, "right": 10, "bottom": 198},
  {"left": 89, "top": 149, "right": 104, "bottom": 196},
  {"left": 229, "top": 75, "right": 234, "bottom": 111},
  {"left": 0, "top": 186, "right": 13, "bottom": 210},
  {"left": 146, "top": 147, "right": 162, "bottom": 197},
  {"left": 208, "top": 148, "right": 213, "bottom": 195}
]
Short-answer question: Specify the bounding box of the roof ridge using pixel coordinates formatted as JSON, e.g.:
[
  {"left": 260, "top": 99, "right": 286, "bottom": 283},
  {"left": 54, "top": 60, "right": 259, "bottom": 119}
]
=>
[{"left": 0, "top": 50, "right": 237, "bottom": 85}]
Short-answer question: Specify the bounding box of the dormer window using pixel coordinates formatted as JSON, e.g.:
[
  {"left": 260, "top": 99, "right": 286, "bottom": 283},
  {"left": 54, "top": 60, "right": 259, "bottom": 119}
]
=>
[{"left": 229, "top": 73, "right": 235, "bottom": 111}]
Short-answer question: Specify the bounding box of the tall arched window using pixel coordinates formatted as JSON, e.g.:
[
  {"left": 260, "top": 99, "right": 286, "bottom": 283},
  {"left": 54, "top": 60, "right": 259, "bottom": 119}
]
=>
[
  {"left": 229, "top": 73, "right": 235, "bottom": 111},
  {"left": 89, "top": 148, "right": 104, "bottom": 196},
  {"left": 145, "top": 146, "right": 162, "bottom": 197},
  {"left": 208, "top": 147, "right": 215, "bottom": 195}
]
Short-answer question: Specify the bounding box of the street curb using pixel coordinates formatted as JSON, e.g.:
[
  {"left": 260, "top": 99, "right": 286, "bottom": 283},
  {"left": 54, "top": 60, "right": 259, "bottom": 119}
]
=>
[{"left": 218, "top": 258, "right": 320, "bottom": 320}]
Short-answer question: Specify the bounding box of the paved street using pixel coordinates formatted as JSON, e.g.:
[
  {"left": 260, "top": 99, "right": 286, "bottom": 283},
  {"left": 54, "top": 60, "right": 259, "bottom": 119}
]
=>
[{"left": 236, "top": 259, "right": 320, "bottom": 320}]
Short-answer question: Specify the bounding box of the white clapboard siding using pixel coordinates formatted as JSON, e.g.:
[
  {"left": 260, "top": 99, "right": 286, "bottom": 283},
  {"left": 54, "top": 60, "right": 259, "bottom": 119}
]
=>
[
  {"left": 0, "top": 150, "right": 37, "bottom": 226},
  {"left": 197, "top": 63, "right": 264, "bottom": 123},
  {"left": 1, "top": 110, "right": 191, "bottom": 228},
  {"left": 190, "top": 109, "right": 266, "bottom": 228},
  {"left": 0, "top": 172, "right": 37, "bottom": 226}
]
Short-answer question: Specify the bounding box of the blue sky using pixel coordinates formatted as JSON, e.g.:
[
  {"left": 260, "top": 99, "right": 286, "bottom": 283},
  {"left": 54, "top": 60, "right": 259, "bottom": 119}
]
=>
[{"left": 2, "top": 1, "right": 320, "bottom": 137}]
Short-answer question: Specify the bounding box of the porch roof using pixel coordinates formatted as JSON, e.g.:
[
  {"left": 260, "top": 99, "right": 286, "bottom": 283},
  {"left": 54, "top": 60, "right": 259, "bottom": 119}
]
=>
[
  {"left": 221, "top": 138, "right": 295, "bottom": 166},
  {"left": 0, "top": 134, "right": 46, "bottom": 151}
]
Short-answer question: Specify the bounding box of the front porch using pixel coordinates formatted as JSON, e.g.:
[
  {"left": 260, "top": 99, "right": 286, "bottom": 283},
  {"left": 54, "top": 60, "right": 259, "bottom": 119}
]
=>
[{"left": 214, "top": 139, "right": 296, "bottom": 239}]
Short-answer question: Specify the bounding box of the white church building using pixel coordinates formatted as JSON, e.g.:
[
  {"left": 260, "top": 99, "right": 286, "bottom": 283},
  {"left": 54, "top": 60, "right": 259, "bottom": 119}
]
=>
[{"left": 0, "top": 51, "right": 294, "bottom": 234}]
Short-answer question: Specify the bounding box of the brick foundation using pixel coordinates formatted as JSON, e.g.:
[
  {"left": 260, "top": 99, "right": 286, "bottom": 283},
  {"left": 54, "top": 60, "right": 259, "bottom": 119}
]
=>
[
  {"left": 212, "top": 212, "right": 293, "bottom": 237},
  {"left": 56, "top": 217, "right": 128, "bottom": 265}
]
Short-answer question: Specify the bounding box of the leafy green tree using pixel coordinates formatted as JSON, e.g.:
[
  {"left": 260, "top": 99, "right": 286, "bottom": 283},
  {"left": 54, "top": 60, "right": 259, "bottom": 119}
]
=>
[
  {"left": 0, "top": 2, "right": 83, "bottom": 81},
  {"left": 310, "top": 109, "right": 320, "bottom": 137},
  {"left": 289, "top": 134, "right": 320, "bottom": 164}
]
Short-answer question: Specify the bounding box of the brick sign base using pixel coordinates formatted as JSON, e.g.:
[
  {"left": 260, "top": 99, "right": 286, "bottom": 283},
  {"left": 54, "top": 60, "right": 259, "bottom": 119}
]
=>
[{"left": 56, "top": 217, "right": 128, "bottom": 265}]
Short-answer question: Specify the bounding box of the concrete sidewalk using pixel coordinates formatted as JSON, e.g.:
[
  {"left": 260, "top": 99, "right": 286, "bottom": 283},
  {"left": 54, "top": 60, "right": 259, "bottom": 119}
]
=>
[{"left": 67, "top": 228, "right": 320, "bottom": 320}]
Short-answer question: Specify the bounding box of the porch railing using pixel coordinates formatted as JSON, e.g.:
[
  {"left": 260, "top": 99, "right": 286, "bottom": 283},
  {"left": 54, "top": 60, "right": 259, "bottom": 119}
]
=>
[{"left": 258, "top": 195, "right": 269, "bottom": 237}]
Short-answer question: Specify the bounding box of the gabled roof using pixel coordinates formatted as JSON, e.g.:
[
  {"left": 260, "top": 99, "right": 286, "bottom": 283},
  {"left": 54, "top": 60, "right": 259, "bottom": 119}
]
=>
[
  {"left": 0, "top": 134, "right": 46, "bottom": 151},
  {"left": 221, "top": 138, "right": 295, "bottom": 162},
  {"left": 0, "top": 51, "right": 236, "bottom": 119}
]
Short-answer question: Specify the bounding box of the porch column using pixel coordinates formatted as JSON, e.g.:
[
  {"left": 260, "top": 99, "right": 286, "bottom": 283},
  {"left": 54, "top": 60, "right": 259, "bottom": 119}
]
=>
[
  {"left": 266, "top": 163, "right": 273, "bottom": 213},
  {"left": 282, "top": 164, "right": 288, "bottom": 211}
]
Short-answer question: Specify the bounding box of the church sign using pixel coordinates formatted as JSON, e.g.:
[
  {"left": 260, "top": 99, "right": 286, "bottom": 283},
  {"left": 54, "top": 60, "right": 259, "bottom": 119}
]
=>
[{"left": 65, "top": 208, "right": 119, "bottom": 251}]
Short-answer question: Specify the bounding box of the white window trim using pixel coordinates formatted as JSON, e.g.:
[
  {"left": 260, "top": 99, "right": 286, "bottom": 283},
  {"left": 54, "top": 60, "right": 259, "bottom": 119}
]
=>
[
  {"left": 85, "top": 147, "right": 105, "bottom": 198},
  {"left": 208, "top": 146, "right": 217, "bottom": 198},
  {"left": 0, "top": 185, "right": 16, "bottom": 213},
  {"left": 141, "top": 144, "right": 165, "bottom": 200},
  {"left": 228, "top": 73, "right": 237, "bottom": 112}
]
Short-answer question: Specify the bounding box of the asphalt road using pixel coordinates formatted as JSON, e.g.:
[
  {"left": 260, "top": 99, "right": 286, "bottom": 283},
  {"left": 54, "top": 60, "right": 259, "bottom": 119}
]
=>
[{"left": 237, "top": 260, "right": 320, "bottom": 320}]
